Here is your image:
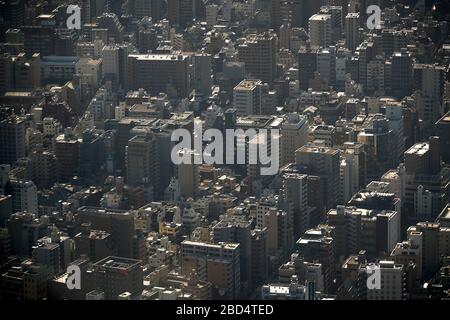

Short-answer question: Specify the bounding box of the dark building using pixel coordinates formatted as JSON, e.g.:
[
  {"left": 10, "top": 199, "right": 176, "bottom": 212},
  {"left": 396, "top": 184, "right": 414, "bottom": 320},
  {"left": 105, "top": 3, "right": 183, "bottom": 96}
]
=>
[
  {"left": 89, "top": 256, "right": 143, "bottom": 300},
  {"left": 167, "top": 0, "right": 193, "bottom": 29},
  {"left": 0, "top": 116, "right": 26, "bottom": 166}
]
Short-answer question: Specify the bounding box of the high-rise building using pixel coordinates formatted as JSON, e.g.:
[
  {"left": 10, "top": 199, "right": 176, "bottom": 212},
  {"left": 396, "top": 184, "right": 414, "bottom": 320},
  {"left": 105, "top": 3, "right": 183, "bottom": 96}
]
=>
[
  {"left": 282, "top": 172, "right": 309, "bottom": 237},
  {"left": 308, "top": 14, "right": 332, "bottom": 48},
  {"left": 281, "top": 113, "right": 308, "bottom": 165},
  {"left": 76, "top": 207, "right": 136, "bottom": 259},
  {"left": 126, "top": 133, "right": 160, "bottom": 192},
  {"left": 298, "top": 43, "right": 317, "bottom": 90},
  {"left": 320, "top": 5, "right": 343, "bottom": 42},
  {"left": 127, "top": 53, "right": 191, "bottom": 97},
  {"left": 167, "top": 0, "right": 194, "bottom": 28},
  {"left": 89, "top": 256, "right": 143, "bottom": 300},
  {"left": 390, "top": 49, "right": 413, "bottom": 99},
  {"left": 21, "top": 25, "right": 55, "bottom": 57},
  {"left": 295, "top": 144, "right": 340, "bottom": 211},
  {"left": 32, "top": 242, "right": 60, "bottom": 276},
  {"left": 9, "top": 180, "right": 38, "bottom": 215},
  {"left": 359, "top": 261, "right": 405, "bottom": 300},
  {"left": 0, "top": 116, "right": 26, "bottom": 165},
  {"left": 327, "top": 205, "right": 400, "bottom": 260},
  {"left": 357, "top": 116, "right": 396, "bottom": 182},
  {"left": 345, "top": 13, "right": 360, "bottom": 51},
  {"left": 191, "top": 53, "right": 212, "bottom": 96},
  {"left": 296, "top": 225, "right": 336, "bottom": 293},
  {"left": 74, "top": 223, "right": 116, "bottom": 262},
  {"left": 181, "top": 240, "right": 240, "bottom": 299},
  {"left": 404, "top": 137, "right": 449, "bottom": 222},
  {"left": 233, "top": 79, "right": 262, "bottom": 116},
  {"left": 413, "top": 63, "right": 446, "bottom": 129},
  {"left": 316, "top": 46, "right": 336, "bottom": 87},
  {"left": 434, "top": 111, "right": 450, "bottom": 163},
  {"left": 177, "top": 149, "right": 200, "bottom": 198},
  {"left": 238, "top": 33, "right": 277, "bottom": 86},
  {"left": 213, "top": 216, "right": 252, "bottom": 294},
  {"left": 54, "top": 132, "right": 80, "bottom": 182}
]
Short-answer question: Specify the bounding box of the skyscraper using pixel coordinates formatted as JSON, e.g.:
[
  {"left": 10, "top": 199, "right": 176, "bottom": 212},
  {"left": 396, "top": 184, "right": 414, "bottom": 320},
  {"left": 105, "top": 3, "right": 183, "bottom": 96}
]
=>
[
  {"left": 89, "top": 256, "right": 143, "bottom": 300},
  {"left": 127, "top": 53, "right": 191, "bottom": 97},
  {"left": 181, "top": 240, "right": 241, "bottom": 299},
  {"left": 295, "top": 144, "right": 340, "bottom": 211},
  {"left": 0, "top": 116, "right": 25, "bottom": 165},
  {"left": 345, "top": 13, "right": 360, "bottom": 51},
  {"left": 167, "top": 0, "right": 194, "bottom": 29},
  {"left": 238, "top": 33, "right": 277, "bottom": 86},
  {"left": 308, "top": 14, "right": 332, "bottom": 48},
  {"left": 390, "top": 49, "right": 413, "bottom": 99}
]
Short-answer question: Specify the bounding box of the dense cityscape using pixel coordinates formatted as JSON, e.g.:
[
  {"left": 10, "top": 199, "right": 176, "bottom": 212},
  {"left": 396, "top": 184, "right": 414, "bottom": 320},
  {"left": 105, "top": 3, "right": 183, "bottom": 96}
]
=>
[{"left": 0, "top": 0, "right": 449, "bottom": 302}]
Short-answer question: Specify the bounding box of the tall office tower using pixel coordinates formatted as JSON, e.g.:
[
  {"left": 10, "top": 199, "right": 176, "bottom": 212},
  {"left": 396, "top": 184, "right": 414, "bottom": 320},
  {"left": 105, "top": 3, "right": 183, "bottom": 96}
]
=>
[
  {"left": 356, "top": 40, "right": 374, "bottom": 91},
  {"left": 366, "top": 55, "right": 385, "bottom": 95},
  {"left": 206, "top": 4, "right": 219, "bottom": 27},
  {"left": 74, "top": 224, "right": 116, "bottom": 262},
  {"left": 102, "top": 44, "right": 130, "bottom": 88},
  {"left": 298, "top": 43, "right": 317, "bottom": 90},
  {"left": 90, "top": 256, "right": 143, "bottom": 300},
  {"left": 281, "top": 113, "right": 308, "bottom": 165},
  {"left": 181, "top": 241, "right": 240, "bottom": 299},
  {"left": 127, "top": 53, "right": 190, "bottom": 98},
  {"left": 404, "top": 137, "right": 449, "bottom": 223},
  {"left": 357, "top": 117, "right": 395, "bottom": 182},
  {"left": 167, "top": 0, "right": 193, "bottom": 28},
  {"left": 21, "top": 26, "right": 55, "bottom": 57},
  {"left": 256, "top": 205, "right": 291, "bottom": 262},
  {"left": 390, "top": 231, "right": 423, "bottom": 280},
  {"left": 390, "top": 49, "right": 413, "bottom": 99},
  {"left": 296, "top": 225, "right": 336, "bottom": 294},
  {"left": 133, "top": 0, "right": 152, "bottom": 18},
  {"left": 320, "top": 6, "right": 343, "bottom": 42},
  {"left": 233, "top": 79, "right": 262, "bottom": 116},
  {"left": 137, "top": 23, "right": 158, "bottom": 54},
  {"left": 0, "top": 53, "right": 13, "bottom": 94},
  {"left": 281, "top": 0, "right": 305, "bottom": 28},
  {"left": 177, "top": 149, "right": 200, "bottom": 198},
  {"left": 271, "top": 0, "right": 283, "bottom": 29},
  {"left": 413, "top": 63, "right": 446, "bottom": 128},
  {"left": 97, "top": 13, "right": 125, "bottom": 43},
  {"left": 0, "top": 195, "right": 13, "bottom": 227},
  {"left": 316, "top": 46, "right": 336, "bottom": 87},
  {"left": 77, "top": 207, "right": 137, "bottom": 259},
  {"left": 345, "top": 13, "right": 360, "bottom": 51},
  {"left": 0, "top": 53, "right": 40, "bottom": 92},
  {"left": 308, "top": 14, "right": 332, "bottom": 48},
  {"left": 408, "top": 222, "right": 450, "bottom": 277},
  {"left": 0, "top": 116, "right": 25, "bottom": 165},
  {"left": 191, "top": 53, "right": 212, "bottom": 96},
  {"left": 126, "top": 133, "right": 160, "bottom": 192},
  {"left": 54, "top": 132, "right": 80, "bottom": 182},
  {"left": 7, "top": 212, "right": 48, "bottom": 257},
  {"left": 213, "top": 216, "right": 252, "bottom": 295},
  {"left": 359, "top": 261, "right": 404, "bottom": 300},
  {"left": 282, "top": 172, "right": 309, "bottom": 238},
  {"left": 434, "top": 111, "right": 450, "bottom": 163},
  {"left": 295, "top": 144, "right": 340, "bottom": 211},
  {"left": 31, "top": 242, "right": 60, "bottom": 276},
  {"left": 237, "top": 33, "right": 277, "bottom": 86},
  {"left": 250, "top": 228, "right": 268, "bottom": 288},
  {"left": 30, "top": 151, "right": 57, "bottom": 189},
  {"left": 9, "top": 180, "right": 38, "bottom": 215},
  {"left": 0, "top": 0, "right": 25, "bottom": 28},
  {"left": 79, "top": 129, "right": 105, "bottom": 180},
  {"left": 327, "top": 205, "right": 400, "bottom": 260}
]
